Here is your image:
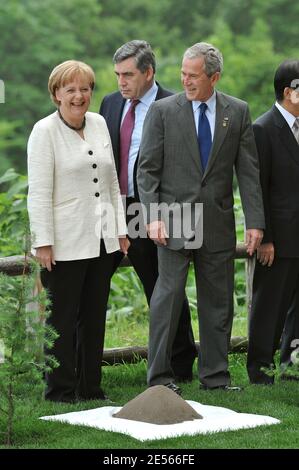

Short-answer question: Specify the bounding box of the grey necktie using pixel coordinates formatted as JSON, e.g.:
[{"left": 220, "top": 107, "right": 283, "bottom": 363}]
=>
[{"left": 292, "top": 117, "right": 299, "bottom": 144}]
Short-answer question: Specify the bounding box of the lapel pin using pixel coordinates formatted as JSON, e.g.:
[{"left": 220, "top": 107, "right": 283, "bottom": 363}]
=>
[{"left": 223, "top": 117, "right": 229, "bottom": 127}]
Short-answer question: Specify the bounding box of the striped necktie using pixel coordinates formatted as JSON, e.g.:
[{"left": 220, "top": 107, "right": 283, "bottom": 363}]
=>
[{"left": 292, "top": 117, "right": 299, "bottom": 144}]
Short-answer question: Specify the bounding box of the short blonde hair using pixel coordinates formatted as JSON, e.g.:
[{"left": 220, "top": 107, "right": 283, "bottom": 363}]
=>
[{"left": 48, "top": 60, "right": 95, "bottom": 106}]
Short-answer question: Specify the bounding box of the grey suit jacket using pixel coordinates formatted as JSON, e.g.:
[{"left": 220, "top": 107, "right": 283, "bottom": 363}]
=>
[{"left": 137, "top": 91, "right": 265, "bottom": 251}]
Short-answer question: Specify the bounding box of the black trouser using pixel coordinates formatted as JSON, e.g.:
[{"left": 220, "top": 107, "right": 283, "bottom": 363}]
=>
[
  {"left": 41, "top": 243, "right": 114, "bottom": 402},
  {"left": 247, "top": 257, "right": 299, "bottom": 384},
  {"left": 280, "top": 284, "right": 299, "bottom": 366},
  {"left": 110, "top": 198, "right": 197, "bottom": 378}
]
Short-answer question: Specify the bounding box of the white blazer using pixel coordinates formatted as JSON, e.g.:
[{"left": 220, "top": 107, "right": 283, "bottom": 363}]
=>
[{"left": 27, "top": 111, "right": 127, "bottom": 261}]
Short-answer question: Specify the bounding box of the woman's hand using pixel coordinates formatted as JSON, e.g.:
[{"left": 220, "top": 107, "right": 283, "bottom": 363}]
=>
[
  {"left": 118, "top": 236, "right": 130, "bottom": 255},
  {"left": 35, "top": 246, "right": 56, "bottom": 272}
]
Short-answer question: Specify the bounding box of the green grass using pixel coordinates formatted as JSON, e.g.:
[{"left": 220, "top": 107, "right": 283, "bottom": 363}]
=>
[
  {"left": 104, "top": 310, "right": 247, "bottom": 349},
  {"left": 1, "top": 354, "right": 298, "bottom": 449}
]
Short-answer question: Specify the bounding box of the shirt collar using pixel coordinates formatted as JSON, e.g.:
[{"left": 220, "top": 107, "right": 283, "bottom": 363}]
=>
[
  {"left": 192, "top": 91, "right": 216, "bottom": 114},
  {"left": 275, "top": 101, "right": 298, "bottom": 129},
  {"left": 128, "top": 81, "right": 158, "bottom": 107}
]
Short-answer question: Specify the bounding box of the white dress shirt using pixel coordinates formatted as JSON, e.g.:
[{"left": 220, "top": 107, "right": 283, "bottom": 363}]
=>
[{"left": 275, "top": 101, "right": 299, "bottom": 132}]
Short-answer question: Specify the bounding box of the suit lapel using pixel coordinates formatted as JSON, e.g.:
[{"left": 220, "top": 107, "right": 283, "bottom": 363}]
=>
[
  {"left": 176, "top": 93, "right": 203, "bottom": 174},
  {"left": 272, "top": 106, "right": 299, "bottom": 166},
  {"left": 115, "top": 93, "right": 126, "bottom": 138},
  {"left": 104, "top": 93, "right": 126, "bottom": 168},
  {"left": 155, "top": 83, "right": 165, "bottom": 100},
  {"left": 203, "top": 91, "right": 230, "bottom": 179}
]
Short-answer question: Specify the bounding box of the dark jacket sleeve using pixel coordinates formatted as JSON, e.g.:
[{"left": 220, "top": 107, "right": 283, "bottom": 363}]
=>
[{"left": 253, "top": 121, "right": 273, "bottom": 243}]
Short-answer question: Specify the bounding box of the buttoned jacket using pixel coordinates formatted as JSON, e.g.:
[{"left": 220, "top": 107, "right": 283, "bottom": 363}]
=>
[{"left": 27, "top": 111, "right": 127, "bottom": 261}]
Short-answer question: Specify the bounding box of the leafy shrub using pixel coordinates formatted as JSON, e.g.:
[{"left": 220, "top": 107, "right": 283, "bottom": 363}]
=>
[
  {"left": 0, "top": 168, "right": 28, "bottom": 257},
  {"left": 0, "top": 261, "right": 58, "bottom": 446}
]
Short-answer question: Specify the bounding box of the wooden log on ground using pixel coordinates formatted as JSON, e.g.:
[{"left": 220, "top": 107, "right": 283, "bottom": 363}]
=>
[
  {"left": 0, "top": 254, "right": 133, "bottom": 276},
  {"left": 0, "top": 243, "right": 250, "bottom": 276},
  {"left": 102, "top": 346, "right": 148, "bottom": 365},
  {"left": 0, "top": 255, "right": 33, "bottom": 276},
  {"left": 228, "top": 336, "right": 248, "bottom": 352},
  {"left": 102, "top": 336, "right": 248, "bottom": 365}
]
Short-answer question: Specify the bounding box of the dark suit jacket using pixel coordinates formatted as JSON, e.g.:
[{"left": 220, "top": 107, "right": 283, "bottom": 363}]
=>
[
  {"left": 138, "top": 91, "right": 265, "bottom": 251},
  {"left": 253, "top": 105, "right": 299, "bottom": 257},
  {"left": 99, "top": 82, "right": 172, "bottom": 200}
]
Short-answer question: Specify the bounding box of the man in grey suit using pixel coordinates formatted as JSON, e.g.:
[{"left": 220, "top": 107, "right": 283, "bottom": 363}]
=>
[{"left": 138, "top": 42, "right": 265, "bottom": 394}]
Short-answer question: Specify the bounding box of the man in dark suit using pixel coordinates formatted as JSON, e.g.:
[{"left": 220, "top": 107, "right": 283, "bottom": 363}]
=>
[
  {"left": 247, "top": 59, "right": 299, "bottom": 384},
  {"left": 138, "top": 42, "right": 264, "bottom": 394},
  {"left": 100, "top": 40, "right": 197, "bottom": 381}
]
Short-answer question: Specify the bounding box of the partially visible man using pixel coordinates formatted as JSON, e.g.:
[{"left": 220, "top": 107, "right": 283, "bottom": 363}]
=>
[
  {"left": 247, "top": 60, "right": 299, "bottom": 384},
  {"left": 100, "top": 40, "right": 197, "bottom": 381},
  {"left": 138, "top": 42, "right": 264, "bottom": 394}
]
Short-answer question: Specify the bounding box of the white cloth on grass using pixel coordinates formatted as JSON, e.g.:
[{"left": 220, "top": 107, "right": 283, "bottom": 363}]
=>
[{"left": 40, "top": 400, "right": 280, "bottom": 442}]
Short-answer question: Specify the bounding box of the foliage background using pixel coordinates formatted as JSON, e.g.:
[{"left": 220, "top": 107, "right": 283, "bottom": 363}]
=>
[{"left": 1, "top": 0, "right": 298, "bottom": 174}]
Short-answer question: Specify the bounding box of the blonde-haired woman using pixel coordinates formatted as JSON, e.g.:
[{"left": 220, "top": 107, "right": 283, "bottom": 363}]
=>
[{"left": 27, "top": 60, "right": 129, "bottom": 403}]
